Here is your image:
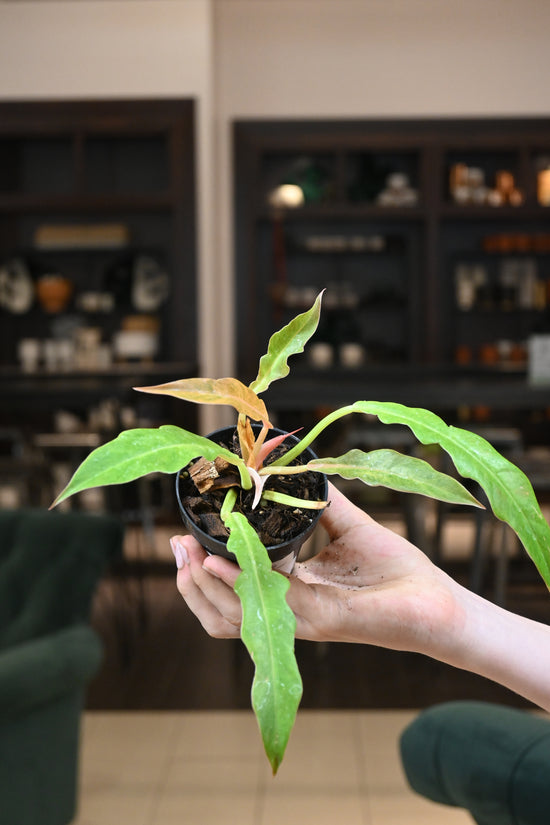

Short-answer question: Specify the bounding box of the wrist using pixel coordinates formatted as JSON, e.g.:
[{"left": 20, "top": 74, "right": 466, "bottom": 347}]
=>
[{"left": 440, "top": 580, "right": 550, "bottom": 711}]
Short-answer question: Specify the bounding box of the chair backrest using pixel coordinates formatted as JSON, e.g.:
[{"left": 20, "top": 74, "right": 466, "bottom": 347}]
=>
[{"left": 0, "top": 508, "right": 123, "bottom": 650}]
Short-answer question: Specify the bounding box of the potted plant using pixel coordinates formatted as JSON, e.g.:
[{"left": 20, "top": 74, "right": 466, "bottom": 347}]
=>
[
  {"left": 52, "top": 291, "right": 550, "bottom": 773},
  {"left": 175, "top": 422, "right": 329, "bottom": 574}
]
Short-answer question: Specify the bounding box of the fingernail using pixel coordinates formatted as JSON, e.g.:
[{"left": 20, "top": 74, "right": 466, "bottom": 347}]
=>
[
  {"left": 202, "top": 564, "right": 221, "bottom": 580},
  {"left": 170, "top": 537, "right": 188, "bottom": 569}
]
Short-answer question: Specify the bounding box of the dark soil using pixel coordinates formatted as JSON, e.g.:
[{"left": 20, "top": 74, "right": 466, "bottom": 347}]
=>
[{"left": 177, "top": 429, "right": 326, "bottom": 548}]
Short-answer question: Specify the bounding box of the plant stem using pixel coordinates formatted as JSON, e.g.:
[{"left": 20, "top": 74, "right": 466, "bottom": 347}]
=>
[
  {"left": 269, "top": 404, "right": 360, "bottom": 467},
  {"left": 261, "top": 490, "right": 328, "bottom": 509},
  {"left": 258, "top": 464, "right": 309, "bottom": 476},
  {"left": 220, "top": 487, "right": 238, "bottom": 521}
]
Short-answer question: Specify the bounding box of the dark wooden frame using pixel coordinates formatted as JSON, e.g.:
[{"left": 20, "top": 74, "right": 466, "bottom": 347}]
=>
[
  {"left": 0, "top": 98, "right": 197, "bottom": 367},
  {"left": 234, "top": 118, "right": 550, "bottom": 413}
]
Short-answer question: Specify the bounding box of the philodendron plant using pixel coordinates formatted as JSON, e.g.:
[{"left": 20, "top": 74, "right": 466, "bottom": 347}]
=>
[{"left": 52, "top": 291, "right": 550, "bottom": 774}]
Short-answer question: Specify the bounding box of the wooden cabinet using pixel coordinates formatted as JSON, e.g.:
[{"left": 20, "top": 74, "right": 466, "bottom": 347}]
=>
[
  {"left": 0, "top": 100, "right": 198, "bottom": 510},
  {"left": 234, "top": 119, "right": 550, "bottom": 421},
  {"left": 0, "top": 99, "right": 197, "bottom": 375}
]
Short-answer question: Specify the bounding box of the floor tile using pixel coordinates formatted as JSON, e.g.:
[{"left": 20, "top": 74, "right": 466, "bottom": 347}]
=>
[
  {"left": 261, "top": 792, "right": 368, "bottom": 825},
  {"left": 163, "top": 754, "right": 262, "bottom": 794},
  {"left": 153, "top": 791, "right": 261, "bottom": 825},
  {"left": 357, "top": 710, "right": 417, "bottom": 788},
  {"left": 172, "top": 710, "right": 264, "bottom": 759},
  {"left": 269, "top": 711, "right": 363, "bottom": 790},
  {"left": 72, "top": 709, "right": 492, "bottom": 825},
  {"left": 74, "top": 788, "right": 158, "bottom": 825},
  {"left": 367, "top": 792, "right": 472, "bottom": 824}
]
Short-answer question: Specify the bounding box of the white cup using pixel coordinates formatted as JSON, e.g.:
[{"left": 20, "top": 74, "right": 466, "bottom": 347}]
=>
[
  {"left": 17, "top": 338, "right": 41, "bottom": 372},
  {"left": 309, "top": 342, "right": 334, "bottom": 369},
  {"left": 340, "top": 342, "right": 365, "bottom": 368}
]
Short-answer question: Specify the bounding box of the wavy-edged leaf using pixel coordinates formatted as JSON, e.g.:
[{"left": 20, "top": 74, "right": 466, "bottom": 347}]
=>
[
  {"left": 135, "top": 377, "right": 270, "bottom": 424},
  {"left": 349, "top": 401, "right": 550, "bottom": 588},
  {"left": 51, "top": 425, "right": 249, "bottom": 507},
  {"left": 305, "top": 449, "right": 482, "bottom": 507},
  {"left": 224, "top": 511, "right": 302, "bottom": 774},
  {"left": 250, "top": 291, "right": 323, "bottom": 394}
]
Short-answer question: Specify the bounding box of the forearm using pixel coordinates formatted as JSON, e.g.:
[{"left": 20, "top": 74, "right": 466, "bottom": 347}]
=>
[{"left": 440, "top": 580, "right": 550, "bottom": 712}]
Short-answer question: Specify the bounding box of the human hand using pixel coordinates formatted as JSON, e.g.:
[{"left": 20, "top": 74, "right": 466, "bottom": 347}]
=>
[
  {"left": 172, "top": 483, "right": 550, "bottom": 712},
  {"left": 171, "top": 482, "right": 463, "bottom": 659}
]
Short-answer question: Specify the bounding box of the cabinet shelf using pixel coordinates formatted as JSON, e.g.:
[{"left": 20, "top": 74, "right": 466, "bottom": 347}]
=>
[
  {"left": 235, "top": 117, "right": 550, "bottom": 399},
  {"left": 0, "top": 192, "right": 175, "bottom": 214},
  {"left": 439, "top": 204, "right": 550, "bottom": 220},
  {"left": 0, "top": 361, "right": 197, "bottom": 415},
  {"left": 0, "top": 99, "right": 197, "bottom": 377},
  {"left": 259, "top": 204, "right": 427, "bottom": 221},
  {"left": 456, "top": 307, "right": 546, "bottom": 316}
]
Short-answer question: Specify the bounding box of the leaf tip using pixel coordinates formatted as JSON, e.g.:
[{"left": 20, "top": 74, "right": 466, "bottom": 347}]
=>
[{"left": 50, "top": 487, "right": 69, "bottom": 509}]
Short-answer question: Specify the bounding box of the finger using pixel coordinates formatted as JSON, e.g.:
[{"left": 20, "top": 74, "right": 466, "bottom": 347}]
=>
[
  {"left": 202, "top": 553, "right": 240, "bottom": 586},
  {"left": 176, "top": 560, "right": 240, "bottom": 638},
  {"left": 172, "top": 536, "right": 243, "bottom": 635},
  {"left": 170, "top": 533, "right": 205, "bottom": 568},
  {"left": 185, "top": 539, "right": 241, "bottom": 616},
  {"left": 185, "top": 538, "right": 243, "bottom": 625}
]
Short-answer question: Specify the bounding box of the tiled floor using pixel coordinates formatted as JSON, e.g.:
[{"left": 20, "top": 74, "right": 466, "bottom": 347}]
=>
[{"left": 74, "top": 710, "right": 472, "bottom": 825}]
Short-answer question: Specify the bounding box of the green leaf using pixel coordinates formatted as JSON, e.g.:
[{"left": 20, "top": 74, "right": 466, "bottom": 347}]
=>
[
  {"left": 51, "top": 425, "right": 249, "bottom": 507},
  {"left": 306, "top": 449, "right": 482, "bottom": 507},
  {"left": 250, "top": 291, "right": 323, "bottom": 394},
  {"left": 351, "top": 401, "right": 550, "bottom": 588},
  {"left": 224, "top": 511, "right": 302, "bottom": 774},
  {"left": 135, "top": 377, "right": 270, "bottom": 424}
]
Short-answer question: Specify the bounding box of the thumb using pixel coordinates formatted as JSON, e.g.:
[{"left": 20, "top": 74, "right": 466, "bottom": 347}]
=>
[{"left": 320, "top": 482, "right": 370, "bottom": 539}]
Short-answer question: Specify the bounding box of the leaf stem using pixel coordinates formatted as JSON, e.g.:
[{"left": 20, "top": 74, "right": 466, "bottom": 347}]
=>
[
  {"left": 270, "top": 404, "right": 361, "bottom": 467},
  {"left": 261, "top": 489, "right": 328, "bottom": 509},
  {"left": 220, "top": 487, "right": 238, "bottom": 522},
  {"left": 258, "top": 464, "right": 311, "bottom": 476}
]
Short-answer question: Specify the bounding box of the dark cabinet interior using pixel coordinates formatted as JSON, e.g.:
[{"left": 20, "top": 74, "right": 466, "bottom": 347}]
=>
[
  {"left": 234, "top": 118, "right": 550, "bottom": 437},
  {"left": 0, "top": 100, "right": 198, "bottom": 510},
  {"left": 0, "top": 99, "right": 197, "bottom": 373}
]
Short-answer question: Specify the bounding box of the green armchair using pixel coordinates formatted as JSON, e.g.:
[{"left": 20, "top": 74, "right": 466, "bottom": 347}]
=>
[
  {"left": 400, "top": 700, "right": 550, "bottom": 825},
  {"left": 0, "top": 508, "right": 123, "bottom": 825}
]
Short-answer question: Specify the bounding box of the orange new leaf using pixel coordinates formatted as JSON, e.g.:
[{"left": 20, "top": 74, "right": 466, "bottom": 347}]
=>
[
  {"left": 134, "top": 377, "right": 271, "bottom": 425},
  {"left": 237, "top": 415, "right": 256, "bottom": 465}
]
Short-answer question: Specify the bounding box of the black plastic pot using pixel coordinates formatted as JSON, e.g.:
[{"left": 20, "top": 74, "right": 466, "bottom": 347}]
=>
[{"left": 175, "top": 425, "right": 328, "bottom": 573}]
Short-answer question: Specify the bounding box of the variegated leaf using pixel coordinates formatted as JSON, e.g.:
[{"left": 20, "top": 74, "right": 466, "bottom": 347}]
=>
[
  {"left": 224, "top": 511, "right": 302, "bottom": 775},
  {"left": 250, "top": 291, "right": 323, "bottom": 394},
  {"left": 305, "top": 449, "right": 481, "bottom": 507},
  {"left": 134, "top": 377, "right": 270, "bottom": 424},
  {"left": 51, "top": 425, "right": 250, "bottom": 506}
]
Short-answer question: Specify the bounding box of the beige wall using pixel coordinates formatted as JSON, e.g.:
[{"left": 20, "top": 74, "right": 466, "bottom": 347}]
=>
[
  {"left": 0, "top": 1, "right": 210, "bottom": 100},
  {"left": 216, "top": 0, "right": 550, "bottom": 118},
  {"left": 1, "top": 0, "right": 550, "bottom": 429}
]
